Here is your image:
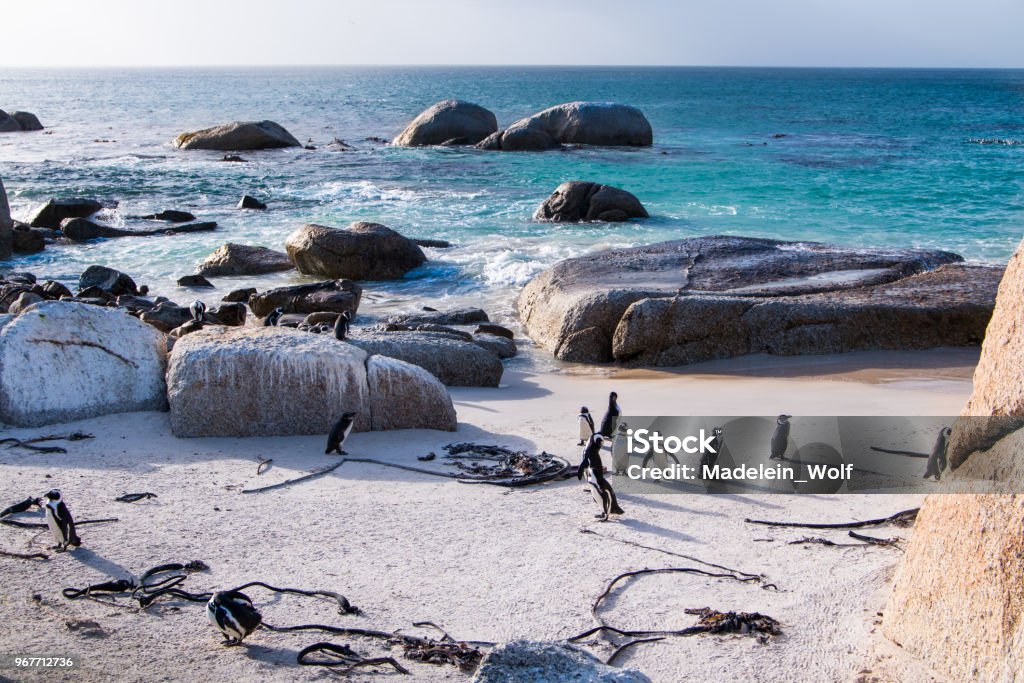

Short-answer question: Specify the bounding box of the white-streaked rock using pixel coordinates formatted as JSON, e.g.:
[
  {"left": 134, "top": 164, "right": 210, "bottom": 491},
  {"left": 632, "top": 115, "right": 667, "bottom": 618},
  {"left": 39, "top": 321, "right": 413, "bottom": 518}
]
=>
[
  {"left": 366, "top": 355, "right": 456, "bottom": 431},
  {"left": 0, "top": 301, "right": 168, "bottom": 427}
]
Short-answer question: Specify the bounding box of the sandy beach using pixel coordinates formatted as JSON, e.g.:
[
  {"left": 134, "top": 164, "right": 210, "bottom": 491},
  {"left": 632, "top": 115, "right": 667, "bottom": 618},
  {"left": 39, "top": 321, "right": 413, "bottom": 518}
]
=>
[{"left": 0, "top": 350, "right": 971, "bottom": 682}]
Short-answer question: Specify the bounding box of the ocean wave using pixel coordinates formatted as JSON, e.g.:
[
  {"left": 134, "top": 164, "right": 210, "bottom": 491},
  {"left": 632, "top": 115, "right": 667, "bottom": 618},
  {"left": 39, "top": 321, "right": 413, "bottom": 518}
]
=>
[{"left": 967, "top": 138, "right": 1023, "bottom": 146}]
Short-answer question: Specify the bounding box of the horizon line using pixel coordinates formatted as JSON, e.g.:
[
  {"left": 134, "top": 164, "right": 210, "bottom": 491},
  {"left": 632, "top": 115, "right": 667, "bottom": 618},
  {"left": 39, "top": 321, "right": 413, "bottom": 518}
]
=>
[{"left": 2, "top": 63, "right": 1023, "bottom": 71}]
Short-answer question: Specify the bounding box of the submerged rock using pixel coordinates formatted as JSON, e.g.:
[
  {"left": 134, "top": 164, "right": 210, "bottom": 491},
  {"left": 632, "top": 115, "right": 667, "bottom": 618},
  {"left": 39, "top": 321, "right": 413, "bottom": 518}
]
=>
[
  {"left": 196, "top": 243, "right": 293, "bottom": 277},
  {"left": 534, "top": 181, "right": 648, "bottom": 222},
  {"left": 174, "top": 120, "right": 300, "bottom": 150},
  {"left": 176, "top": 274, "right": 214, "bottom": 288},
  {"left": 518, "top": 235, "right": 998, "bottom": 365},
  {"left": 0, "top": 301, "right": 168, "bottom": 427},
  {"left": 248, "top": 279, "right": 362, "bottom": 318},
  {"left": 392, "top": 100, "right": 498, "bottom": 147},
  {"left": 478, "top": 102, "right": 653, "bottom": 151},
  {"left": 11, "top": 225, "right": 47, "bottom": 253},
  {"left": 237, "top": 194, "right": 267, "bottom": 210},
  {"left": 472, "top": 640, "right": 651, "bottom": 683},
  {"left": 285, "top": 222, "right": 426, "bottom": 280},
  {"left": 29, "top": 198, "right": 103, "bottom": 229},
  {"left": 138, "top": 210, "right": 196, "bottom": 223}
]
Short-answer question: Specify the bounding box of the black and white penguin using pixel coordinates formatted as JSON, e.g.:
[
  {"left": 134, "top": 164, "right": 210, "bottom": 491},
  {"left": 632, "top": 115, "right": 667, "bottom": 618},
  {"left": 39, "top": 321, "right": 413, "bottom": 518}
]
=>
[
  {"left": 207, "top": 590, "right": 262, "bottom": 645},
  {"left": 923, "top": 426, "right": 951, "bottom": 481},
  {"left": 598, "top": 392, "right": 621, "bottom": 437},
  {"left": 39, "top": 489, "right": 81, "bottom": 551},
  {"left": 334, "top": 310, "right": 352, "bottom": 341},
  {"left": 264, "top": 307, "right": 284, "bottom": 327},
  {"left": 769, "top": 415, "right": 791, "bottom": 460},
  {"left": 577, "top": 436, "right": 624, "bottom": 521},
  {"left": 577, "top": 407, "right": 595, "bottom": 446},
  {"left": 701, "top": 426, "right": 724, "bottom": 471},
  {"left": 325, "top": 411, "right": 357, "bottom": 455},
  {"left": 189, "top": 300, "right": 207, "bottom": 323}
]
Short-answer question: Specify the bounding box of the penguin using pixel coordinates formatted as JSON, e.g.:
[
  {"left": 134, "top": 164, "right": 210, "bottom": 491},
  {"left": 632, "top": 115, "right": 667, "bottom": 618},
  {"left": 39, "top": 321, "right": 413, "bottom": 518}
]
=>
[
  {"left": 189, "top": 300, "right": 207, "bottom": 323},
  {"left": 39, "top": 489, "right": 80, "bottom": 551},
  {"left": 577, "top": 407, "right": 595, "bottom": 446},
  {"left": 334, "top": 310, "right": 352, "bottom": 341},
  {"left": 701, "top": 426, "right": 723, "bottom": 471},
  {"left": 325, "top": 411, "right": 357, "bottom": 455},
  {"left": 207, "top": 590, "right": 262, "bottom": 645},
  {"left": 611, "top": 421, "right": 630, "bottom": 474},
  {"left": 923, "top": 426, "right": 951, "bottom": 481},
  {"left": 263, "top": 307, "right": 284, "bottom": 327},
  {"left": 769, "top": 415, "right": 791, "bottom": 460},
  {"left": 577, "top": 435, "right": 624, "bottom": 521},
  {"left": 598, "top": 391, "right": 621, "bottom": 437}
]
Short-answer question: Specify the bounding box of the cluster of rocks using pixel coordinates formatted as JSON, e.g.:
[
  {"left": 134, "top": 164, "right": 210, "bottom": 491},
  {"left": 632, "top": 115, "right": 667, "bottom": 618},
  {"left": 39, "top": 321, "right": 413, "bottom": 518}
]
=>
[
  {"left": 0, "top": 109, "right": 43, "bottom": 133},
  {"left": 518, "top": 235, "right": 1002, "bottom": 365}
]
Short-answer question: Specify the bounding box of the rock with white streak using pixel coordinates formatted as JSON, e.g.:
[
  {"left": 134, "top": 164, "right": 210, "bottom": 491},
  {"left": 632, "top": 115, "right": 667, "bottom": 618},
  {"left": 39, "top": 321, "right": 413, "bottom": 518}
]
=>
[{"left": 366, "top": 355, "right": 456, "bottom": 431}]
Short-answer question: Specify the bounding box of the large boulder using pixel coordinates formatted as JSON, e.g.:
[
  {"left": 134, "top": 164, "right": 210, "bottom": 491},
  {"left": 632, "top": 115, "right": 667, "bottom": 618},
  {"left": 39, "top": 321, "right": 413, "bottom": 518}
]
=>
[
  {"left": 534, "top": 181, "right": 648, "bottom": 222},
  {"left": 167, "top": 327, "right": 457, "bottom": 436},
  {"left": 348, "top": 330, "right": 503, "bottom": 387},
  {"left": 392, "top": 100, "right": 498, "bottom": 147},
  {"left": 285, "top": 222, "right": 426, "bottom": 280},
  {"left": 11, "top": 111, "right": 43, "bottom": 131},
  {"left": 79, "top": 265, "right": 139, "bottom": 296},
  {"left": 0, "top": 302, "right": 168, "bottom": 427},
  {"left": 477, "top": 102, "right": 653, "bottom": 151},
  {"left": 29, "top": 198, "right": 102, "bottom": 229},
  {"left": 248, "top": 279, "right": 362, "bottom": 318},
  {"left": 196, "top": 243, "right": 294, "bottom": 277},
  {"left": 366, "top": 355, "right": 457, "bottom": 431},
  {"left": 0, "top": 178, "right": 11, "bottom": 260},
  {"left": 173, "top": 120, "right": 300, "bottom": 151},
  {"left": 518, "top": 236, "right": 998, "bottom": 364},
  {"left": 472, "top": 640, "right": 651, "bottom": 683}
]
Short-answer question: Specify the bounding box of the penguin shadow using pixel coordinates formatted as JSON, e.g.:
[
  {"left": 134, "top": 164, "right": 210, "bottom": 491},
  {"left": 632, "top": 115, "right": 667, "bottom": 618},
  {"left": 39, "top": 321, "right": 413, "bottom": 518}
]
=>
[
  {"left": 450, "top": 373, "right": 552, "bottom": 403},
  {"left": 615, "top": 518, "right": 700, "bottom": 545},
  {"left": 70, "top": 547, "right": 133, "bottom": 579},
  {"left": 615, "top": 493, "right": 727, "bottom": 518},
  {"left": 240, "top": 642, "right": 296, "bottom": 666}
]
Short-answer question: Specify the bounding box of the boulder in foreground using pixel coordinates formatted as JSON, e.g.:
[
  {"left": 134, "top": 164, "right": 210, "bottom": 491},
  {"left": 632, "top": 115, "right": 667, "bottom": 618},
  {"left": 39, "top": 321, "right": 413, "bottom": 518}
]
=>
[
  {"left": 174, "top": 120, "right": 300, "bottom": 151},
  {"left": 472, "top": 640, "right": 651, "bottom": 683},
  {"left": 285, "top": 222, "right": 426, "bottom": 280},
  {"left": 392, "top": 100, "right": 498, "bottom": 147},
  {"left": 367, "top": 355, "right": 457, "bottom": 431},
  {"left": 0, "top": 302, "right": 168, "bottom": 427},
  {"left": 477, "top": 102, "right": 653, "bottom": 151},
  {"left": 518, "top": 235, "right": 998, "bottom": 365},
  {"left": 534, "top": 181, "right": 648, "bottom": 222},
  {"left": 196, "top": 243, "right": 294, "bottom": 277}
]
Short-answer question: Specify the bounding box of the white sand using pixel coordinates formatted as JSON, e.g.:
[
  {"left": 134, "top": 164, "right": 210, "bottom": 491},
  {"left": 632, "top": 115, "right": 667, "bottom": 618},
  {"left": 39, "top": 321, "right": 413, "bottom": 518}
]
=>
[{"left": 0, "top": 350, "right": 972, "bottom": 682}]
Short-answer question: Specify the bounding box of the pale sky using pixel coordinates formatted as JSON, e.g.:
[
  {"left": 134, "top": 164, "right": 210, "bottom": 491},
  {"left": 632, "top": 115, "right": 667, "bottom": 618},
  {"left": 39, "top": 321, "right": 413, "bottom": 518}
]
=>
[{"left": 3, "top": 0, "right": 1022, "bottom": 68}]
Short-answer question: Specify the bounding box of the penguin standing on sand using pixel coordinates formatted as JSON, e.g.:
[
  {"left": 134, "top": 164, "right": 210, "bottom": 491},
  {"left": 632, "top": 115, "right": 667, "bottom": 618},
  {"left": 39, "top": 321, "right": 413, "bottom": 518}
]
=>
[
  {"left": 189, "top": 300, "right": 207, "bottom": 323},
  {"left": 39, "top": 489, "right": 81, "bottom": 551},
  {"left": 325, "top": 412, "right": 357, "bottom": 455},
  {"left": 923, "top": 426, "right": 951, "bottom": 481},
  {"left": 577, "top": 436, "right": 624, "bottom": 521},
  {"left": 334, "top": 310, "right": 352, "bottom": 341},
  {"left": 577, "top": 407, "right": 595, "bottom": 446},
  {"left": 599, "top": 392, "right": 621, "bottom": 438},
  {"left": 264, "top": 307, "right": 284, "bottom": 327},
  {"left": 769, "top": 415, "right": 791, "bottom": 460},
  {"left": 207, "top": 590, "right": 262, "bottom": 645},
  {"left": 701, "top": 426, "right": 723, "bottom": 471}
]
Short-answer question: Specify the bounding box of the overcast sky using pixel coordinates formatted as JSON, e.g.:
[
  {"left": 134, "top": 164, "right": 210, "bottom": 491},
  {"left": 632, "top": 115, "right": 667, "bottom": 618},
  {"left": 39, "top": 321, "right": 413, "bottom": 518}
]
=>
[{"left": 3, "top": 0, "right": 1022, "bottom": 68}]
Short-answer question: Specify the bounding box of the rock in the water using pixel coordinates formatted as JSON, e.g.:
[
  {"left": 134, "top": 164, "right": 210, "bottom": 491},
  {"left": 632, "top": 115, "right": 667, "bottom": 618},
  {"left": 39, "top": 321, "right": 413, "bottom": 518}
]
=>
[
  {"left": 534, "top": 181, "right": 648, "bottom": 222},
  {"left": 0, "top": 110, "right": 21, "bottom": 133},
  {"left": 79, "top": 265, "right": 139, "bottom": 296},
  {"left": 366, "top": 355, "right": 457, "bottom": 431},
  {"left": 412, "top": 238, "right": 453, "bottom": 248},
  {"left": 478, "top": 102, "right": 653, "bottom": 151},
  {"left": 472, "top": 640, "right": 651, "bottom": 683},
  {"left": 285, "top": 222, "right": 426, "bottom": 280},
  {"left": 518, "top": 235, "right": 997, "bottom": 364},
  {"left": 388, "top": 308, "right": 489, "bottom": 326},
  {"left": 237, "top": 194, "right": 267, "bottom": 210},
  {"left": 167, "top": 326, "right": 369, "bottom": 437},
  {"left": 248, "top": 279, "right": 361, "bottom": 318},
  {"left": 29, "top": 198, "right": 102, "bottom": 229},
  {"left": 10, "top": 111, "right": 43, "bottom": 131},
  {"left": 348, "top": 330, "right": 503, "bottom": 387},
  {"left": 11, "top": 225, "right": 46, "bottom": 253},
  {"left": 392, "top": 100, "right": 498, "bottom": 147},
  {"left": 8, "top": 292, "right": 44, "bottom": 314},
  {"left": 0, "top": 177, "right": 11, "bottom": 260},
  {"left": 139, "top": 210, "right": 195, "bottom": 223},
  {"left": 222, "top": 287, "right": 257, "bottom": 303},
  {"left": 174, "top": 120, "right": 300, "bottom": 150},
  {"left": 196, "top": 243, "right": 294, "bottom": 277},
  {"left": 0, "top": 301, "right": 168, "bottom": 427},
  {"left": 62, "top": 217, "right": 217, "bottom": 241},
  {"left": 176, "top": 274, "right": 214, "bottom": 288}
]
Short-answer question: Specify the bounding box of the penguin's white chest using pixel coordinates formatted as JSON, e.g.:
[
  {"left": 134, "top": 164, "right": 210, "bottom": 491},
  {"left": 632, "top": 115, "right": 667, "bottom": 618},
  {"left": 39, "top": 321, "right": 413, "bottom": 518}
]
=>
[
  {"left": 43, "top": 505, "right": 64, "bottom": 544},
  {"left": 578, "top": 417, "right": 592, "bottom": 440}
]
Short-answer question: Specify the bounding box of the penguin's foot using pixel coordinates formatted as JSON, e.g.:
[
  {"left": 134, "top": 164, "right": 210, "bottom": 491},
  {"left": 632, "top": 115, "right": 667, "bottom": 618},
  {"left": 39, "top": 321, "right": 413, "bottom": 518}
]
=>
[
  {"left": 340, "top": 450, "right": 349, "bottom": 455},
  {"left": 577, "top": 440, "right": 584, "bottom": 446},
  {"left": 611, "top": 507, "right": 625, "bottom": 515},
  {"left": 222, "top": 638, "right": 241, "bottom": 647}
]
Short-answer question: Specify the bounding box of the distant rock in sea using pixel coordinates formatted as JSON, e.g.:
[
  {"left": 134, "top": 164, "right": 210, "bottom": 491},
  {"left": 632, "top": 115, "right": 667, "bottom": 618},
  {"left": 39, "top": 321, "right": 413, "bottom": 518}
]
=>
[
  {"left": 174, "top": 120, "right": 300, "bottom": 151},
  {"left": 285, "top": 222, "right": 426, "bottom": 280},
  {"left": 477, "top": 101, "right": 653, "bottom": 151},
  {"left": 534, "top": 181, "right": 648, "bottom": 222},
  {"left": 0, "top": 109, "right": 43, "bottom": 133},
  {"left": 392, "top": 100, "right": 498, "bottom": 147}
]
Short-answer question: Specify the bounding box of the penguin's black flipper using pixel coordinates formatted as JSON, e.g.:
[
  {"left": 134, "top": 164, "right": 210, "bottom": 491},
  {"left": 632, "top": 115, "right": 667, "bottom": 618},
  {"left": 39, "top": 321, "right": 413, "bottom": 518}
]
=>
[
  {"left": 576, "top": 459, "right": 587, "bottom": 481},
  {"left": 610, "top": 503, "right": 625, "bottom": 515}
]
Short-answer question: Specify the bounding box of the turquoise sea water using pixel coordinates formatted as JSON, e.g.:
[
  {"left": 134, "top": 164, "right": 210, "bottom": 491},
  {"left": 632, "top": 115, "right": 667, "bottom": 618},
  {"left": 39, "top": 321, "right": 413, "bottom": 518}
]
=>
[{"left": 1, "top": 67, "right": 1022, "bottom": 324}]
